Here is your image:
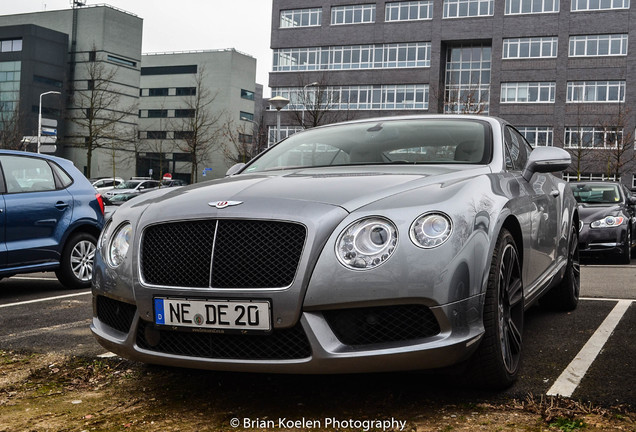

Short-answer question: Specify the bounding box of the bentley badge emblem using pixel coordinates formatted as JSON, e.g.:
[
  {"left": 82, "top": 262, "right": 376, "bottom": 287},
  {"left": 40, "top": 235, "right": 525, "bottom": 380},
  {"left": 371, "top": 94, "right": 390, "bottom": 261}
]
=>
[{"left": 209, "top": 200, "right": 243, "bottom": 209}]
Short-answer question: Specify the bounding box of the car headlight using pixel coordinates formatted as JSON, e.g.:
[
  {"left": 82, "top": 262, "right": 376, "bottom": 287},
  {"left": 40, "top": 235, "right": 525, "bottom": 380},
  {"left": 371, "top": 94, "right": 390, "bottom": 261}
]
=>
[
  {"left": 107, "top": 223, "right": 132, "bottom": 267},
  {"left": 410, "top": 212, "right": 452, "bottom": 248},
  {"left": 590, "top": 216, "right": 625, "bottom": 228},
  {"left": 336, "top": 217, "right": 398, "bottom": 270}
]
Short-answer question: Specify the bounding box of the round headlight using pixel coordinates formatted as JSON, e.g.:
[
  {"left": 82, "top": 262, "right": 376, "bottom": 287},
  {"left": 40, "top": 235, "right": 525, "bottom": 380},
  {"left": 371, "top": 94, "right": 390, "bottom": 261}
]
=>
[
  {"left": 336, "top": 217, "right": 398, "bottom": 270},
  {"left": 410, "top": 212, "right": 452, "bottom": 248},
  {"left": 107, "top": 223, "right": 132, "bottom": 267}
]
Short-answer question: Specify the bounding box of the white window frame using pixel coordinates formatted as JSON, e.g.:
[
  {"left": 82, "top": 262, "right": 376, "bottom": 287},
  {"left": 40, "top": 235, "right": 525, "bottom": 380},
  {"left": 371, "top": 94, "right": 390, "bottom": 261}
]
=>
[
  {"left": 571, "top": 0, "right": 629, "bottom": 11},
  {"left": 500, "top": 82, "right": 556, "bottom": 103},
  {"left": 385, "top": 1, "right": 433, "bottom": 21},
  {"left": 505, "top": 0, "right": 559, "bottom": 14},
  {"left": 517, "top": 126, "right": 554, "bottom": 147},
  {"left": 502, "top": 37, "right": 558, "bottom": 59},
  {"left": 569, "top": 34, "right": 628, "bottom": 57},
  {"left": 566, "top": 81, "right": 625, "bottom": 103},
  {"left": 280, "top": 8, "right": 322, "bottom": 28},
  {"left": 443, "top": 0, "right": 494, "bottom": 18},
  {"left": 564, "top": 127, "right": 623, "bottom": 149},
  {"left": 331, "top": 4, "right": 376, "bottom": 25}
]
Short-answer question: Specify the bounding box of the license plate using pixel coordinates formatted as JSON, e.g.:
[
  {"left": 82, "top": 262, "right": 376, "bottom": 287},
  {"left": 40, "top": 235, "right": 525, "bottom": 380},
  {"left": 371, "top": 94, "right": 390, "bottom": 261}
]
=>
[{"left": 154, "top": 298, "right": 271, "bottom": 332}]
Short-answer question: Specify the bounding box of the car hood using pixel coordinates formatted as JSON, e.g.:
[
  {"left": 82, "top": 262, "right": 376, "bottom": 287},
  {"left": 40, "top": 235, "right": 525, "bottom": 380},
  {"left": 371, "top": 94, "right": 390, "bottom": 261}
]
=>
[
  {"left": 578, "top": 203, "right": 624, "bottom": 222},
  {"left": 136, "top": 165, "right": 490, "bottom": 216}
]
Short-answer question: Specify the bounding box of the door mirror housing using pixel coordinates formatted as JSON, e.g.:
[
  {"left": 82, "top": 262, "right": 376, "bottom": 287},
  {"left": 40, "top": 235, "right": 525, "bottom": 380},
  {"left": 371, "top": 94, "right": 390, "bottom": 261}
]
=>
[
  {"left": 226, "top": 163, "right": 246, "bottom": 177},
  {"left": 522, "top": 147, "right": 571, "bottom": 181}
]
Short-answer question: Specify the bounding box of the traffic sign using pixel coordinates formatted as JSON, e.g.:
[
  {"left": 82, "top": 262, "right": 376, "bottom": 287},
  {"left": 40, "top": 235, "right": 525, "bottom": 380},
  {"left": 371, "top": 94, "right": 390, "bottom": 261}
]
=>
[
  {"left": 41, "top": 118, "right": 58, "bottom": 127},
  {"left": 41, "top": 127, "right": 57, "bottom": 136}
]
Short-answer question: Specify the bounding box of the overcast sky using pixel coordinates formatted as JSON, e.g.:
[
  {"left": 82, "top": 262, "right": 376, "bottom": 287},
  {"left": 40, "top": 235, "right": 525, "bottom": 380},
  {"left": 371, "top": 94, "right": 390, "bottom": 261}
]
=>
[{"left": 1, "top": 0, "right": 273, "bottom": 91}]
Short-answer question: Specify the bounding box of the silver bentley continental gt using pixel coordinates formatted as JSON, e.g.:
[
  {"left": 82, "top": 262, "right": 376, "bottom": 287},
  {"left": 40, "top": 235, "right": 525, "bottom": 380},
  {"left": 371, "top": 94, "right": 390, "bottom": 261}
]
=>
[{"left": 91, "top": 115, "right": 580, "bottom": 389}]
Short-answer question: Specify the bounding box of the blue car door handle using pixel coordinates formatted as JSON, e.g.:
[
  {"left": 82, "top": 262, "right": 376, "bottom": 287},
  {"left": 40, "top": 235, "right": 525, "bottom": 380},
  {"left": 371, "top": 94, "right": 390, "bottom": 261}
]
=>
[{"left": 55, "top": 201, "right": 70, "bottom": 210}]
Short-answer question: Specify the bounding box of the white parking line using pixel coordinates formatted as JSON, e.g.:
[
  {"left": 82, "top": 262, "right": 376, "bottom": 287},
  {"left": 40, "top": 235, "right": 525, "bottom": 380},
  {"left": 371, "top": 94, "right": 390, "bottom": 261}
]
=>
[
  {"left": 547, "top": 299, "right": 632, "bottom": 398},
  {"left": 0, "top": 291, "right": 91, "bottom": 309},
  {"left": 0, "top": 319, "right": 92, "bottom": 343}
]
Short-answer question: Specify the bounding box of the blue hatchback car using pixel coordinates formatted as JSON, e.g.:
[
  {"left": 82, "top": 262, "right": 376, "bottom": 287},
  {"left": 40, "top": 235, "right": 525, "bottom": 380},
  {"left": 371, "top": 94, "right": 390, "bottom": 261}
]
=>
[{"left": 0, "top": 150, "right": 105, "bottom": 289}]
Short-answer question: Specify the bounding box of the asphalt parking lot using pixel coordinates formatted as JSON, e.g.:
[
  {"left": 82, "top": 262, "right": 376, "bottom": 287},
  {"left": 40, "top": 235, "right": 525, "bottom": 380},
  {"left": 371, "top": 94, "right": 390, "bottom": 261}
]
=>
[{"left": 0, "top": 263, "right": 634, "bottom": 410}]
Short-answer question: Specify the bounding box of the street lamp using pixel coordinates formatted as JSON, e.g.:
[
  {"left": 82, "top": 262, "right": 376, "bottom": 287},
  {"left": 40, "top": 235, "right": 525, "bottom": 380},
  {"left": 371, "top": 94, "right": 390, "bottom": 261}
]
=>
[
  {"left": 38, "top": 90, "right": 61, "bottom": 153},
  {"left": 268, "top": 95, "right": 290, "bottom": 143},
  {"left": 301, "top": 81, "right": 319, "bottom": 129}
]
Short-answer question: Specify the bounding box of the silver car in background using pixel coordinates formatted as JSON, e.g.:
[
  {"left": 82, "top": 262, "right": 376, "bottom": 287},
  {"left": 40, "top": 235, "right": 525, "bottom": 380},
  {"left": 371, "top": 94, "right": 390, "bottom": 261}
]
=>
[{"left": 91, "top": 115, "right": 579, "bottom": 389}]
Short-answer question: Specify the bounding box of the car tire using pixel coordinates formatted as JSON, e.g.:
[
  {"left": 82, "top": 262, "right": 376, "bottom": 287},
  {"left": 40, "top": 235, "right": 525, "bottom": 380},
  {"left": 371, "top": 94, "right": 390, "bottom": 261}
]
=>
[
  {"left": 469, "top": 228, "right": 524, "bottom": 390},
  {"left": 55, "top": 232, "right": 97, "bottom": 289},
  {"left": 540, "top": 225, "right": 580, "bottom": 311}
]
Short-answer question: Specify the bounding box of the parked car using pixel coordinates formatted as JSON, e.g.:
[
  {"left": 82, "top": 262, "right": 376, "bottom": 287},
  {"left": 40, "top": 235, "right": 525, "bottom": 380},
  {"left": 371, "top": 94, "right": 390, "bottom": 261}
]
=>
[
  {"left": 92, "top": 177, "right": 124, "bottom": 193},
  {"left": 102, "top": 179, "right": 160, "bottom": 199},
  {"left": 0, "top": 150, "right": 105, "bottom": 289},
  {"left": 91, "top": 115, "right": 579, "bottom": 389},
  {"left": 161, "top": 178, "right": 188, "bottom": 187},
  {"left": 569, "top": 181, "right": 636, "bottom": 263}
]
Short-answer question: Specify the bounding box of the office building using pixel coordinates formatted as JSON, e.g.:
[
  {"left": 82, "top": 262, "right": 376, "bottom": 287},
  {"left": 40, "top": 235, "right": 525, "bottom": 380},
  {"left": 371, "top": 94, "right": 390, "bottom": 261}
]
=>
[{"left": 268, "top": 0, "right": 636, "bottom": 188}]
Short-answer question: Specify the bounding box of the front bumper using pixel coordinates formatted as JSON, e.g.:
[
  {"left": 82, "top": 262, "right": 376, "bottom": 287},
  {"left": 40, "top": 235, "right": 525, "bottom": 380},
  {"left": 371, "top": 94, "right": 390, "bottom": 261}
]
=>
[
  {"left": 579, "top": 225, "right": 628, "bottom": 256},
  {"left": 91, "top": 293, "right": 484, "bottom": 373}
]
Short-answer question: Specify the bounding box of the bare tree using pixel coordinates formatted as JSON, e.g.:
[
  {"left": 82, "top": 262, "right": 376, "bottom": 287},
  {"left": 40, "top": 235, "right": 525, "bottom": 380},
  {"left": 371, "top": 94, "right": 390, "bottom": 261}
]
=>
[
  {"left": 171, "top": 67, "right": 225, "bottom": 182},
  {"left": 221, "top": 117, "right": 267, "bottom": 165},
  {"left": 0, "top": 103, "right": 25, "bottom": 150},
  {"left": 69, "top": 52, "right": 137, "bottom": 177},
  {"left": 598, "top": 104, "right": 635, "bottom": 180},
  {"left": 286, "top": 74, "right": 356, "bottom": 129}
]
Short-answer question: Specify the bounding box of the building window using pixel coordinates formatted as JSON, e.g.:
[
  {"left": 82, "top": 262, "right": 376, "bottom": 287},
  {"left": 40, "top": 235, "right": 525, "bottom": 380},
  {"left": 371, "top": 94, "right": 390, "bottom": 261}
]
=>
[
  {"left": 517, "top": 127, "right": 554, "bottom": 147},
  {"left": 147, "top": 109, "right": 168, "bottom": 118},
  {"left": 501, "top": 82, "right": 556, "bottom": 103},
  {"left": 569, "top": 34, "right": 628, "bottom": 57},
  {"left": 272, "top": 84, "right": 429, "bottom": 111},
  {"left": 240, "top": 111, "right": 254, "bottom": 121},
  {"left": 567, "top": 81, "right": 625, "bottom": 103},
  {"left": 385, "top": 1, "right": 433, "bottom": 21},
  {"left": 273, "top": 42, "right": 431, "bottom": 72},
  {"left": 268, "top": 126, "right": 303, "bottom": 146},
  {"left": 633, "top": 174, "right": 636, "bottom": 189},
  {"left": 331, "top": 4, "right": 376, "bottom": 25},
  {"left": 571, "top": 0, "right": 629, "bottom": 11},
  {"left": 564, "top": 126, "right": 622, "bottom": 149},
  {"left": 176, "top": 87, "right": 196, "bottom": 96},
  {"left": 241, "top": 89, "right": 255, "bottom": 100},
  {"left": 239, "top": 133, "right": 253, "bottom": 143},
  {"left": 502, "top": 37, "right": 558, "bottom": 59},
  {"left": 149, "top": 88, "right": 169, "bottom": 97},
  {"left": 145, "top": 131, "right": 167, "bottom": 139},
  {"left": 33, "top": 75, "right": 63, "bottom": 88},
  {"left": 280, "top": 8, "right": 322, "bottom": 28},
  {"left": 0, "top": 61, "right": 21, "bottom": 115},
  {"left": 443, "top": 0, "right": 494, "bottom": 18},
  {"left": 505, "top": 0, "right": 559, "bottom": 14},
  {"left": 174, "top": 109, "right": 195, "bottom": 118},
  {"left": 107, "top": 55, "right": 137, "bottom": 68},
  {"left": 174, "top": 131, "right": 194, "bottom": 140},
  {"left": 444, "top": 45, "right": 491, "bottom": 113},
  {"left": 0, "top": 39, "right": 22, "bottom": 52}
]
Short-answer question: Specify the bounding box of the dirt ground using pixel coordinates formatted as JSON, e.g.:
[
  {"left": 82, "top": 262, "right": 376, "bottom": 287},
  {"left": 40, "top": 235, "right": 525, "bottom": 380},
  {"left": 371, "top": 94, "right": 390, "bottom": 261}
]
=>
[{"left": 0, "top": 350, "right": 634, "bottom": 432}]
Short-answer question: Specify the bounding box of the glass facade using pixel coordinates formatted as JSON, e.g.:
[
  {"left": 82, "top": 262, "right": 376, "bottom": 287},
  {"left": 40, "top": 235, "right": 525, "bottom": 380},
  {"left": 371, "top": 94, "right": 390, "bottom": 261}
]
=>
[
  {"left": 0, "top": 61, "right": 21, "bottom": 115},
  {"left": 444, "top": 45, "right": 491, "bottom": 113}
]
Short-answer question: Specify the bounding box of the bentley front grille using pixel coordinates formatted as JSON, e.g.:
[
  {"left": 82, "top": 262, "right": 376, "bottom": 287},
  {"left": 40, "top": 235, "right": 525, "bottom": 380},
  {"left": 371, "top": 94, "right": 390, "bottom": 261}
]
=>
[{"left": 141, "top": 219, "right": 306, "bottom": 288}]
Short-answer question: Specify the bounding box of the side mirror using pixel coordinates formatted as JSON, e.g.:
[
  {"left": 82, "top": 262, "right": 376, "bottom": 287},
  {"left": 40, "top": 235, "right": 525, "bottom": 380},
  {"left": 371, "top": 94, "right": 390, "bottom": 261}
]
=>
[
  {"left": 226, "top": 163, "right": 246, "bottom": 176},
  {"left": 522, "top": 147, "right": 571, "bottom": 182},
  {"left": 628, "top": 196, "right": 636, "bottom": 206}
]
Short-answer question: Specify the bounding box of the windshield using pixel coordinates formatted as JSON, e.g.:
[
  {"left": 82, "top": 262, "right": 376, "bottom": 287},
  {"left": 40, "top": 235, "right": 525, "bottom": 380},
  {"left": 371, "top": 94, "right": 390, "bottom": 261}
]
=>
[
  {"left": 115, "top": 181, "right": 142, "bottom": 189},
  {"left": 244, "top": 119, "right": 491, "bottom": 173},
  {"left": 570, "top": 183, "right": 622, "bottom": 204}
]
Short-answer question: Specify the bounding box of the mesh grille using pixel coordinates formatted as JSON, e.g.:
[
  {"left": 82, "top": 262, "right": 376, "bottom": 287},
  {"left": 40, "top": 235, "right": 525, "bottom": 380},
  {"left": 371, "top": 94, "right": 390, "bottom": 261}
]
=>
[
  {"left": 323, "top": 305, "right": 440, "bottom": 346},
  {"left": 96, "top": 296, "right": 137, "bottom": 334},
  {"left": 141, "top": 219, "right": 306, "bottom": 288},
  {"left": 211, "top": 220, "right": 306, "bottom": 288},
  {"left": 137, "top": 320, "right": 311, "bottom": 360},
  {"left": 142, "top": 220, "right": 215, "bottom": 288}
]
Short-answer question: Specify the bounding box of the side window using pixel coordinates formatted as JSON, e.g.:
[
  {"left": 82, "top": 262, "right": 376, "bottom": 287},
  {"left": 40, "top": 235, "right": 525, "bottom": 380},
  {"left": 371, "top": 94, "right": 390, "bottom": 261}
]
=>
[
  {"left": 504, "top": 126, "right": 530, "bottom": 171},
  {"left": 0, "top": 155, "right": 56, "bottom": 193},
  {"left": 50, "top": 162, "right": 73, "bottom": 188}
]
